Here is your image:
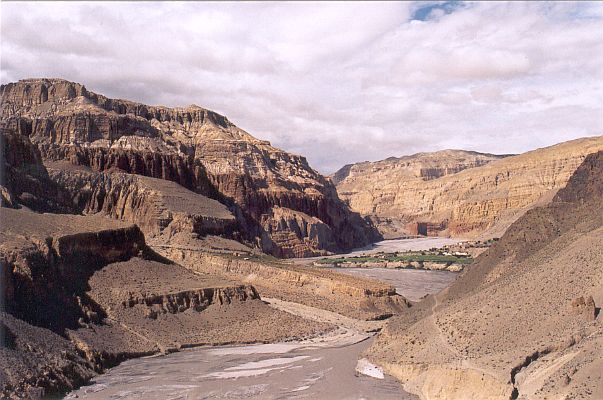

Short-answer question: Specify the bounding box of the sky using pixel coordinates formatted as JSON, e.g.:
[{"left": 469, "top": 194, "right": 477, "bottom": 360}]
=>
[{"left": 2, "top": 1, "right": 603, "bottom": 173}]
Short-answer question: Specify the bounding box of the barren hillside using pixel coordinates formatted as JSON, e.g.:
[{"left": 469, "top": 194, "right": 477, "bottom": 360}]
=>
[{"left": 366, "top": 150, "right": 603, "bottom": 399}]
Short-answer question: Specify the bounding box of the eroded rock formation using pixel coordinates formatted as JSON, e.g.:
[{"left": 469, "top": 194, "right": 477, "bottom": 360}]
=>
[
  {"left": 1, "top": 208, "right": 145, "bottom": 332},
  {"left": 46, "top": 161, "right": 236, "bottom": 239},
  {"left": 0, "top": 120, "right": 73, "bottom": 212},
  {"left": 1, "top": 78, "right": 381, "bottom": 257},
  {"left": 155, "top": 245, "right": 410, "bottom": 321},
  {"left": 334, "top": 140, "right": 603, "bottom": 239}
]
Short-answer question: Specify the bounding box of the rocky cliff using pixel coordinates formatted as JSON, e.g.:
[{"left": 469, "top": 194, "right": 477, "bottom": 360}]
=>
[
  {"left": 0, "top": 129, "right": 333, "bottom": 397},
  {"left": 46, "top": 161, "right": 237, "bottom": 240},
  {"left": 0, "top": 119, "right": 73, "bottom": 212},
  {"left": 1, "top": 78, "right": 381, "bottom": 257},
  {"left": 366, "top": 150, "right": 603, "bottom": 399},
  {"left": 333, "top": 140, "right": 603, "bottom": 239},
  {"left": 332, "top": 150, "right": 507, "bottom": 185}
]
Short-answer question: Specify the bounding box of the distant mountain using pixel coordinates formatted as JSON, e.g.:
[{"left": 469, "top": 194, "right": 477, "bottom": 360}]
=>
[
  {"left": 331, "top": 149, "right": 509, "bottom": 185},
  {"left": 332, "top": 139, "right": 603, "bottom": 239}
]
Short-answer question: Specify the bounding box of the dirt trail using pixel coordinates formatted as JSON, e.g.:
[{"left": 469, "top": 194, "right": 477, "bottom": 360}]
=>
[
  {"left": 263, "top": 297, "right": 384, "bottom": 334},
  {"left": 428, "top": 291, "right": 500, "bottom": 380},
  {"left": 428, "top": 293, "right": 463, "bottom": 359}
]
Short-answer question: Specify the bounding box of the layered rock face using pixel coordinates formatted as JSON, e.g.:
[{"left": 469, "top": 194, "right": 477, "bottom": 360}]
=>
[
  {"left": 0, "top": 105, "right": 380, "bottom": 397},
  {"left": 46, "top": 161, "right": 236, "bottom": 240},
  {"left": 332, "top": 150, "right": 507, "bottom": 185},
  {"left": 0, "top": 120, "right": 73, "bottom": 212},
  {"left": 366, "top": 151, "right": 603, "bottom": 399},
  {"left": 334, "top": 140, "right": 603, "bottom": 239},
  {"left": 1, "top": 78, "right": 381, "bottom": 257},
  {"left": 157, "top": 246, "right": 410, "bottom": 321},
  {"left": 71, "top": 257, "right": 330, "bottom": 357}
]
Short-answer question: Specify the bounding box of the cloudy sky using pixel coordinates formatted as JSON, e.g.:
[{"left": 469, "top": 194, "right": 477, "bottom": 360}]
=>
[{"left": 2, "top": 1, "right": 603, "bottom": 173}]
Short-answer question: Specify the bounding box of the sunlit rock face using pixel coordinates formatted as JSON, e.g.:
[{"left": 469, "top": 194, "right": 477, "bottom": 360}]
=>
[
  {"left": 1, "top": 78, "right": 381, "bottom": 257},
  {"left": 333, "top": 139, "right": 603, "bottom": 239}
]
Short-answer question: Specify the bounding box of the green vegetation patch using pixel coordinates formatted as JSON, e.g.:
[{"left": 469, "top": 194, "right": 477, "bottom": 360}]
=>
[{"left": 316, "top": 252, "right": 473, "bottom": 266}]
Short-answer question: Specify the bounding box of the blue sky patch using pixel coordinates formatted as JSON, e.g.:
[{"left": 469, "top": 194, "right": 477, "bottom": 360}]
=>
[{"left": 411, "top": 1, "right": 467, "bottom": 21}]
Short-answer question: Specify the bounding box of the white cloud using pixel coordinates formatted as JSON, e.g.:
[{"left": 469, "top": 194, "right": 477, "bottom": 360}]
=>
[{"left": 1, "top": 1, "right": 603, "bottom": 173}]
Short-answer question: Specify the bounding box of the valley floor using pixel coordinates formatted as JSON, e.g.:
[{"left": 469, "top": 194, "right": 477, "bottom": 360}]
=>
[{"left": 65, "top": 242, "right": 458, "bottom": 399}]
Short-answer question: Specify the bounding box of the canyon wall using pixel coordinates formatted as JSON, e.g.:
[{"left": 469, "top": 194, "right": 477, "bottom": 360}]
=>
[
  {"left": 46, "top": 162, "right": 237, "bottom": 239},
  {"left": 0, "top": 120, "right": 73, "bottom": 212},
  {"left": 334, "top": 140, "right": 603, "bottom": 239},
  {"left": 0, "top": 123, "right": 336, "bottom": 397},
  {"left": 367, "top": 150, "right": 603, "bottom": 399},
  {"left": 1, "top": 78, "right": 381, "bottom": 257},
  {"left": 0, "top": 206, "right": 332, "bottom": 398},
  {"left": 0, "top": 114, "right": 387, "bottom": 398}
]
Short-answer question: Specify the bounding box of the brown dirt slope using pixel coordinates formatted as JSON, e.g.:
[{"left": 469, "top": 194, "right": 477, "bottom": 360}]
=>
[{"left": 366, "top": 150, "right": 603, "bottom": 400}]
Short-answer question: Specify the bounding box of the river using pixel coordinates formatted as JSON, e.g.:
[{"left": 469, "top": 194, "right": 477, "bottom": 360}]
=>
[
  {"left": 66, "top": 239, "right": 461, "bottom": 400},
  {"left": 65, "top": 334, "right": 414, "bottom": 400},
  {"left": 337, "top": 268, "right": 457, "bottom": 302}
]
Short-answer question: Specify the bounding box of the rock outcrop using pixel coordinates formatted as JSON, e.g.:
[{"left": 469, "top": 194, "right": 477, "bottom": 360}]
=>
[
  {"left": 0, "top": 120, "right": 73, "bottom": 212},
  {"left": 1, "top": 208, "right": 146, "bottom": 332},
  {"left": 154, "top": 243, "right": 410, "bottom": 321},
  {"left": 334, "top": 140, "right": 603, "bottom": 239},
  {"left": 366, "top": 150, "right": 603, "bottom": 399},
  {"left": 46, "top": 161, "right": 236, "bottom": 240},
  {"left": 74, "top": 257, "right": 330, "bottom": 357},
  {"left": 1, "top": 78, "right": 381, "bottom": 257}
]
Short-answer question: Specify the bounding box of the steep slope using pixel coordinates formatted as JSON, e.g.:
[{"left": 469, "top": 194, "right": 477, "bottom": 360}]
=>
[
  {"left": 0, "top": 78, "right": 381, "bottom": 257},
  {"left": 0, "top": 119, "right": 73, "bottom": 212},
  {"left": 366, "top": 150, "right": 603, "bottom": 399},
  {"left": 334, "top": 139, "right": 603, "bottom": 238},
  {"left": 46, "top": 161, "right": 237, "bottom": 240}
]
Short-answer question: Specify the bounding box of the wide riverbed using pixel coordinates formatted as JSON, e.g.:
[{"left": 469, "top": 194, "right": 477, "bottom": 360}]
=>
[
  {"left": 66, "top": 335, "right": 415, "bottom": 400},
  {"left": 337, "top": 267, "right": 457, "bottom": 302},
  {"left": 66, "top": 239, "right": 460, "bottom": 399},
  {"left": 346, "top": 237, "right": 463, "bottom": 255}
]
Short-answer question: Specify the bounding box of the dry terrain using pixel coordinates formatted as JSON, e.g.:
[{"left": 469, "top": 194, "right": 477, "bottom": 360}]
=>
[
  {"left": 0, "top": 111, "right": 405, "bottom": 398},
  {"left": 153, "top": 237, "right": 410, "bottom": 321},
  {"left": 0, "top": 208, "right": 333, "bottom": 398},
  {"left": 366, "top": 150, "right": 603, "bottom": 400},
  {"left": 3, "top": 77, "right": 603, "bottom": 400}
]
